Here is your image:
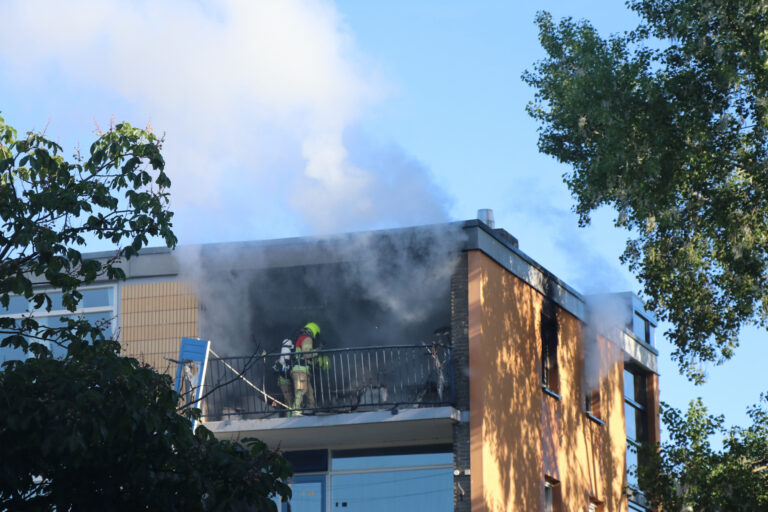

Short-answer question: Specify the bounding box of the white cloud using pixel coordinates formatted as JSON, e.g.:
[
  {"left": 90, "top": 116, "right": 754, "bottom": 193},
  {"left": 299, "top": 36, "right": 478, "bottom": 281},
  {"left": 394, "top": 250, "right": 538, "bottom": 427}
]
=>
[{"left": 0, "top": 0, "right": 450, "bottom": 239}]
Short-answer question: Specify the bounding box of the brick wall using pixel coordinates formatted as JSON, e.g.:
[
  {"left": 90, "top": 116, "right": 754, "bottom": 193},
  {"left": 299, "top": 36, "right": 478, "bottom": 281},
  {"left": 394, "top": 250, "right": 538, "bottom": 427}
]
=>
[{"left": 451, "top": 252, "right": 471, "bottom": 512}]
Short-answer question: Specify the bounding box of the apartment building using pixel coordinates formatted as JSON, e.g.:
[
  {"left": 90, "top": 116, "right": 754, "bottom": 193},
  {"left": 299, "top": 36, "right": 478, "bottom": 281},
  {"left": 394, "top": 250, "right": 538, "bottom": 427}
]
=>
[{"left": 3, "top": 215, "right": 659, "bottom": 511}]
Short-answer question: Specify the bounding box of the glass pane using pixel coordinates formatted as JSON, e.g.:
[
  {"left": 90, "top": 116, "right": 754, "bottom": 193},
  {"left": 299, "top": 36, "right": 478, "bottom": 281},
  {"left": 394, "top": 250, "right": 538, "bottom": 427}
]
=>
[
  {"left": 2, "top": 295, "right": 29, "bottom": 314},
  {"left": 624, "top": 370, "right": 635, "bottom": 400},
  {"left": 80, "top": 288, "right": 114, "bottom": 308},
  {"left": 285, "top": 450, "right": 328, "bottom": 473},
  {"left": 50, "top": 340, "right": 68, "bottom": 360},
  {"left": 647, "top": 324, "right": 655, "bottom": 347},
  {"left": 626, "top": 444, "right": 639, "bottom": 489},
  {"left": 333, "top": 451, "right": 452, "bottom": 471},
  {"left": 0, "top": 344, "right": 29, "bottom": 363},
  {"left": 35, "top": 312, "right": 113, "bottom": 337},
  {"left": 332, "top": 468, "right": 452, "bottom": 511},
  {"left": 28, "top": 292, "right": 64, "bottom": 312},
  {"left": 35, "top": 316, "right": 67, "bottom": 329},
  {"left": 82, "top": 312, "right": 115, "bottom": 335},
  {"left": 46, "top": 293, "right": 64, "bottom": 311},
  {"left": 290, "top": 481, "right": 323, "bottom": 512},
  {"left": 632, "top": 312, "right": 646, "bottom": 342},
  {"left": 625, "top": 405, "right": 637, "bottom": 441},
  {"left": 544, "top": 485, "right": 553, "bottom": 512}
]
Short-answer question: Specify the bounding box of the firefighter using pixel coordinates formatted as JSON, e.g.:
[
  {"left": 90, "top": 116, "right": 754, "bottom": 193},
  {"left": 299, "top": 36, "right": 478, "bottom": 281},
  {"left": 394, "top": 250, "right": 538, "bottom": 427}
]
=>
[
  {"left": 291, "top": 321, "right": 319, "bottom": 415},
  {"left": 272, "top": 338, "right": 294, "bottom": 415}
]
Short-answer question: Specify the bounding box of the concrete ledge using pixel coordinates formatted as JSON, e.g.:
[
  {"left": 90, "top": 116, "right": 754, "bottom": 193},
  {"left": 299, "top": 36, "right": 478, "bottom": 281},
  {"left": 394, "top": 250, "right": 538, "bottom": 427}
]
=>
[
  {"left": 204, "top": 406, "right": 460, "bottom": 451},
  {"left": 622, "top": 331, "right": 658, "bottom": 374}
]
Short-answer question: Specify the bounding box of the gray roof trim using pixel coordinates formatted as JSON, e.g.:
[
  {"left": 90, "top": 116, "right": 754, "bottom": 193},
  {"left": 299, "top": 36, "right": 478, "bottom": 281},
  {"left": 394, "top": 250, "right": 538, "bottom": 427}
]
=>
[
  {"left": 77, "top": 220, "right": 587, "bottom": 322},
  {"left": 622, "top": 331, "right": 659, "bottom": 374},
  {"left": 463, "top": 220, "right": 587, "bottom": 321}
]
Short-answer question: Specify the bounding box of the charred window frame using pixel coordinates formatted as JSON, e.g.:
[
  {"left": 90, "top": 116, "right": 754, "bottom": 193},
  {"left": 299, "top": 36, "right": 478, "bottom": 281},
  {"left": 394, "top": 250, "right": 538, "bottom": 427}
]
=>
[
  {"left": 541, "top": 300, "right": 559, "bottom": 396},
  {"left": 585, "top": 389, "right": 604, "bottom": 425}
]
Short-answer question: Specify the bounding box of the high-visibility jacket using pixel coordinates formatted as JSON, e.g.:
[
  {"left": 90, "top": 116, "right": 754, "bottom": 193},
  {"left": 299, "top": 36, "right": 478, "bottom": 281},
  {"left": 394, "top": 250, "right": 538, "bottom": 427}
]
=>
[{"left": 293, "top": 333, "right": 314, "bottom": 372}]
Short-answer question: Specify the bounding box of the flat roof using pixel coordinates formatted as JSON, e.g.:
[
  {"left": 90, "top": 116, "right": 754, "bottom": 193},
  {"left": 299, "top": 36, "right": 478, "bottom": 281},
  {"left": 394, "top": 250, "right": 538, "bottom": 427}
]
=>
[{"left": 78, "top": 219, "right": 595, "bottom": 320}]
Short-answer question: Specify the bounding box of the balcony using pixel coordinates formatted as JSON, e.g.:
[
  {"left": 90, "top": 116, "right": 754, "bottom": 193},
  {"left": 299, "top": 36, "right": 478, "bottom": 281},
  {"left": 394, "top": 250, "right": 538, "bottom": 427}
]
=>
[{"left": 200, "top": 344, "right": 454, "bottom": 422}]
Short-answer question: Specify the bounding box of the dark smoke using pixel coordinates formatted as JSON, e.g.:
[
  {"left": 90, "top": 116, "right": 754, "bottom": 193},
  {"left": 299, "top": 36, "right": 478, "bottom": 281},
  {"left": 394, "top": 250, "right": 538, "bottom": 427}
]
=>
[{"left": 176, "top": 223, "right": 467, "bottom": 356}]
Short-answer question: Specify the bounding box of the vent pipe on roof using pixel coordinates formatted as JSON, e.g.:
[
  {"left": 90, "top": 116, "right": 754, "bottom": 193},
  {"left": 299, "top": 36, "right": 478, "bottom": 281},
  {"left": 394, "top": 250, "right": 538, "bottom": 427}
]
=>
[{"left": 477, "top": 209, "right": 495, "bottom": 228}]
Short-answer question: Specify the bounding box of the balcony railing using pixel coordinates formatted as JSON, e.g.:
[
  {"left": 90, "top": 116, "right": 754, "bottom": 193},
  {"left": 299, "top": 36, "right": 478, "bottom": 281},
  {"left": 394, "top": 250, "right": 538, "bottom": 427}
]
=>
[{"left": 200, "top": 344, "right": 453, "bottom": 421}]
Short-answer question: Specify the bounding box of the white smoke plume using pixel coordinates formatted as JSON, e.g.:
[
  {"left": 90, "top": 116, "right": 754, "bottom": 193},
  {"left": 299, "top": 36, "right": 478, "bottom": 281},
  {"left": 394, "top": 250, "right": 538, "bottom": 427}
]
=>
[
  {"left": 583, "top": 293, "right": 633, "bottom": 395},
  {"left": 0, "top": 0, "right": 451, "bottom": 240}
]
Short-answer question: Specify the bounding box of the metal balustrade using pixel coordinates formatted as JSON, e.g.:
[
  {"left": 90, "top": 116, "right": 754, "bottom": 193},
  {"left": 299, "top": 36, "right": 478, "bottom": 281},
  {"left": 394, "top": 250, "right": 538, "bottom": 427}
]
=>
[{"left": 199, "top": 344, "right": 454, "bottom": 421}]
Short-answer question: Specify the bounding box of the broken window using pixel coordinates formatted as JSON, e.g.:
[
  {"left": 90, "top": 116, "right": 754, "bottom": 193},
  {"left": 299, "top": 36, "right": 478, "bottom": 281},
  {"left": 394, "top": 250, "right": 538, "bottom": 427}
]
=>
[
  {"left": 585, "top": 389, "right": 602, "bottom": 421},
  {"left": 541, "top": 304, "right": 559, "bottom": 393}
]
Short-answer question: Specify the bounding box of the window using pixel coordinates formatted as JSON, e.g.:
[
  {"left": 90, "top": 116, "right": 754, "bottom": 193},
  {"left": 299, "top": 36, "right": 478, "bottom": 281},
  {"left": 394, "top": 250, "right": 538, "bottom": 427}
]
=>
[
  {"left": 631, "top": 311, "right": 655, "bottom": 347},
  {"left": 544, "top": 478, "right": 561, "bottom": 512},
  {"left": 330, "top": 446, "right": 453, "bottom": 512},
  {"left": 624, "top": 365, "right": 650, "bottom": 508},
  {"left": 541, "top": 305, "right": 559, "bottom": 393},
  {"left": 0, "top": 287, "right": 116, "bottom": 361},
  {"left": 545, "top": 482, "right": 553, "bottom": 512}
]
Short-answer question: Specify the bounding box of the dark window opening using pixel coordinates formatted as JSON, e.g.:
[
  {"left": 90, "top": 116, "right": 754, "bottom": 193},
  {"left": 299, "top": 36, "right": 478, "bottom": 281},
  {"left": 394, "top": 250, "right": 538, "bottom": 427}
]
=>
[{"left": 541, "top": 302, "right": 559, "bottom": 393}]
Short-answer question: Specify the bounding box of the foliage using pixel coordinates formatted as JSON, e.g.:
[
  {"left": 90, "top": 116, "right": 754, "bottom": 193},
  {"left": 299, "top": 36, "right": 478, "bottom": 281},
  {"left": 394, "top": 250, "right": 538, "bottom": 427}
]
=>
[
  {"left": 524, "top": 0, "right": 768, "bottom": 381},
  {"left": 0, "top": 115, "right": 292, "bottom": 510},
  {"left": 0, "top": 340, "right": 292, "bottom": 511},
  {"left": 637, "top": 397, "right": 768, "bottom": 510},
  {"left": 0, "top": 113, "right": 176, "bottom": 354}
]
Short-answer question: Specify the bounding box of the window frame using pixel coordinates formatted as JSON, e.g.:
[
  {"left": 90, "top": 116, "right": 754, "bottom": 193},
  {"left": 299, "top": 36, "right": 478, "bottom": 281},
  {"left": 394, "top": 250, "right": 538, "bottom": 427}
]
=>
[
  {"left": 585, "top": 389, "right": 605, "bottom": 425},
  {"left": 629, "top": 309, "right": 656, "bottom": 349},
  {"left": 1, "top": 285, "right": 116, "bottom": 318},
  {"left": 0, "top": 285, "right": 117, "bottom": 357},
  {"left": 624, "top": 364, "right": 651, "bottom": 508},
  {"left": 329, "top": 446, "right": 454, "bottom": 511}
]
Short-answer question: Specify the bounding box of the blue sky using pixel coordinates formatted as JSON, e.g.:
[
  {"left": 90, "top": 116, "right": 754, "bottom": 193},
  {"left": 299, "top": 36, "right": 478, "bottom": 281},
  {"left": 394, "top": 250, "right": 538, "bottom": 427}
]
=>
[{"left": 0, "top": 0, "right": 763, "bottom": 436}]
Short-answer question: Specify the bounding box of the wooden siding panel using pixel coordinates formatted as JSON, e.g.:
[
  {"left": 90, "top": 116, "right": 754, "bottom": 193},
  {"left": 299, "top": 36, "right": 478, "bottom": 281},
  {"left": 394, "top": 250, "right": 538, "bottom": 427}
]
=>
[{"left": 120, "top": 281, "right": 198, "bottom": 376}]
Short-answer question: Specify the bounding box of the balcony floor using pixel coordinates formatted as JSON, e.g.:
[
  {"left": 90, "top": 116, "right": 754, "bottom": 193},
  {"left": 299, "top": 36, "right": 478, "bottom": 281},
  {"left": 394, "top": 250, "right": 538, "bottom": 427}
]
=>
[{"left": 203, "top": 406, "right": 461, "bottom": 451}]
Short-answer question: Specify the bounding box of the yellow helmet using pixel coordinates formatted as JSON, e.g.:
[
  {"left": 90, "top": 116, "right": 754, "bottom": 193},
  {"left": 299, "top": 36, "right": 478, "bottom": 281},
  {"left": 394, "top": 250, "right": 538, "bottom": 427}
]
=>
[{"left": 304, "top": 322, "right": 321, "bottom": 337}]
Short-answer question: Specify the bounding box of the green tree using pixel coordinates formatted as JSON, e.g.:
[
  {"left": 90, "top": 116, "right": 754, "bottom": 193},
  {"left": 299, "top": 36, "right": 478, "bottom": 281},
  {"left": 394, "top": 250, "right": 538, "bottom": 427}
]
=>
[
  {"left": 0, "top": 114, "right": 291, "bottom": 510},
  {"left": 636, "top": 397, "right": 768, "bottom": 510},
  {"left": 523, "top": 0, "right": 768, "bottom": 381}
]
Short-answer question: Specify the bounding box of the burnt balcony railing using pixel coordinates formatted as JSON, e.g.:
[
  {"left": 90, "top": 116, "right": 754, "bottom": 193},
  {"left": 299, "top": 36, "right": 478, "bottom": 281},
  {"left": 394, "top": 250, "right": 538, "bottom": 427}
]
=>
[{"left": 200, "top": 344, "right": 454, "bottom": 421}]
